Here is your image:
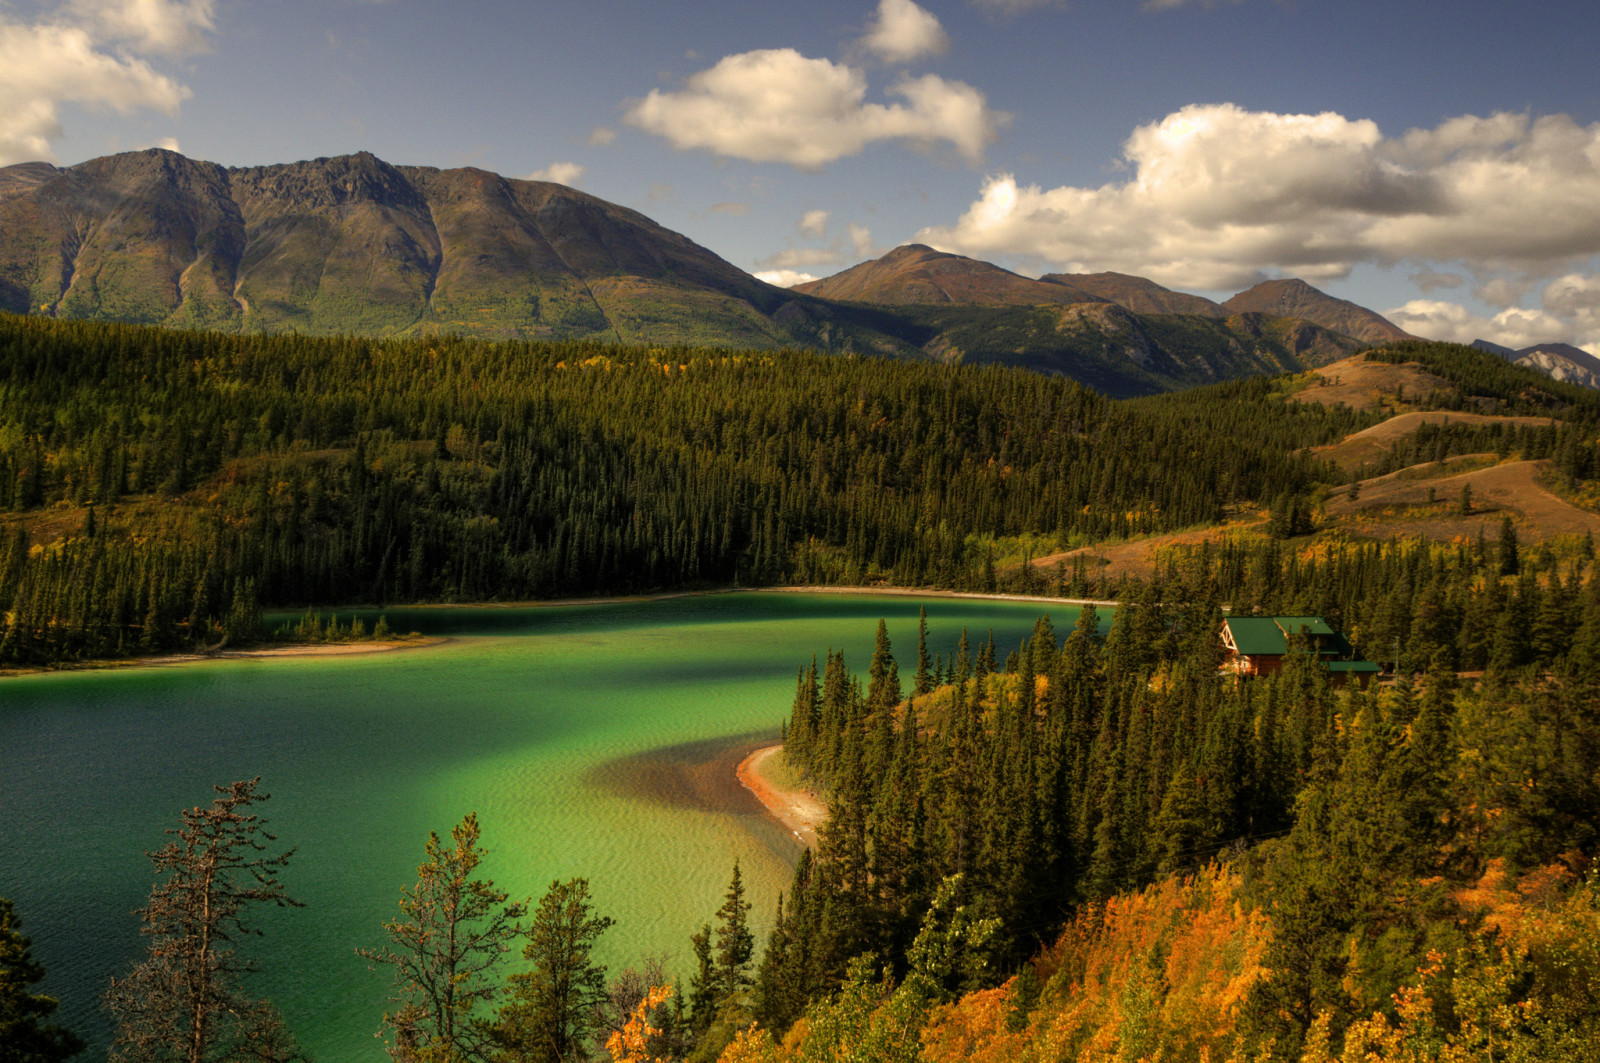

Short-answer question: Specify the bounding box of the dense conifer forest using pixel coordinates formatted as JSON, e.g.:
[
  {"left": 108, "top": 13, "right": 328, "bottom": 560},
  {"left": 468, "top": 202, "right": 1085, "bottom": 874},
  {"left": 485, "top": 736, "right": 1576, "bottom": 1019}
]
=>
[
  {"left": 0, "top": 312, "right": 1378, "bottom": 666},
  {"left": 4, "top": 314, "right": 1600, "bottom": 1062}
]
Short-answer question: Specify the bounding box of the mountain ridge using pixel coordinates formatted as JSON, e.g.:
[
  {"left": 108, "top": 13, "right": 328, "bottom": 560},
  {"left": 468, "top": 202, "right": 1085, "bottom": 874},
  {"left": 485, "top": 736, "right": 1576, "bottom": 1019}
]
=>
[{"left": 0, "top": 148, "right": 1397, "bottom": 396}]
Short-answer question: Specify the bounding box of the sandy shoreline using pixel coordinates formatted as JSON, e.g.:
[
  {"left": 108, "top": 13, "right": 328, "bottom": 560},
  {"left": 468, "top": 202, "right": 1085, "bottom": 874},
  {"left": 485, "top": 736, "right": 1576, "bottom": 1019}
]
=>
[
  {"left": 737, "top": 744, "right": 828, "bottom": 849},
  {"left": 0, "top": 636, "right": 449, "bottom": 679}
]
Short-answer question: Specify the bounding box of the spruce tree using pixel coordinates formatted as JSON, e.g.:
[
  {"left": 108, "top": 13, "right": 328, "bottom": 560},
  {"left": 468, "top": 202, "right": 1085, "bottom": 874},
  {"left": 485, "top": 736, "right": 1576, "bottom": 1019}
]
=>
[
  {"left": 0, "top": 897, "right": 85, "bottom": 1062},
  {"left": 494, "top": 878, "right": 614, "bottom": 1063}
]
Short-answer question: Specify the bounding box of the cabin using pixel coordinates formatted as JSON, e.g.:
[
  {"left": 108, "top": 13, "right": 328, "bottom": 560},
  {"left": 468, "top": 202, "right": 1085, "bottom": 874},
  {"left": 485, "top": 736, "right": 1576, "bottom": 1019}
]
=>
[{"left": 1219, "top": 615, "right": 1379, "bottom": 686}]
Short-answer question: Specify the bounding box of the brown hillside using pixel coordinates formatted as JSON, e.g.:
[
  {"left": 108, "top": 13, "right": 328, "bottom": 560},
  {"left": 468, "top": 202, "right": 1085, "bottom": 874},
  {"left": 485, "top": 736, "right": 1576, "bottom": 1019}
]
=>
[
  {"left": 1224, "top": 279, "right": 1411, "bottom": 345},
  {"left": 1327, "top": 459, "right": 1600, "bottom": 542},
  {"left": 792, "top": 244, "right": 1105, "bottom": 306},
  {"left": 1316, "top": 411, "right": 1558, "bottom": 472},
  {"left": 1290, "top": 353, "right": 1452, "bottom": 410}
]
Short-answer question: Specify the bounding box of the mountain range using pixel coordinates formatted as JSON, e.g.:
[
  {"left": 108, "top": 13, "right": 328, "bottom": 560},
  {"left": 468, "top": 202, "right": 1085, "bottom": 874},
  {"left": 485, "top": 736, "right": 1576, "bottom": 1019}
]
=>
[
  {"left": 1, "top": 147, "right": 1429, "bottom": 396},
  {"left": 1471, "top": 339, "right": 1600, "bottom": 390}
]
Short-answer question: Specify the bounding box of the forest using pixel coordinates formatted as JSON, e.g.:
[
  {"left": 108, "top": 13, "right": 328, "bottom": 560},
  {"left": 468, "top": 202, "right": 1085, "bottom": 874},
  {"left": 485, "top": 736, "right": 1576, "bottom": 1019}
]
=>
[
  {"left": 4, "top": 314, "right": 1600, "bottom": 670},
  {"left": 3, "top": 315, "right": 1600, "bottom": 1061}
]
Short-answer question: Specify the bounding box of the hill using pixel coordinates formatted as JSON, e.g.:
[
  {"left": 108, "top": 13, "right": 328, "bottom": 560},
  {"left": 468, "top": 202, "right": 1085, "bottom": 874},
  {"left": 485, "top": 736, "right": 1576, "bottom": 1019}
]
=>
[
  {"left": 790, "top": 243, "right": 1104, "bottom": 305},
  {"left": 1223, "top": 278, "right": 1412, "bottom": 345}
]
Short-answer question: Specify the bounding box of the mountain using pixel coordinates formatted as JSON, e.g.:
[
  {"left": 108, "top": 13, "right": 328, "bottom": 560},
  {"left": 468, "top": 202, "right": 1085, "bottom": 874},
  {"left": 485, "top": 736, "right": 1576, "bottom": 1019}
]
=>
[
  {"left": 0, "top": 149, "right": 1365, "bottom": 396},
  {"left": 1042, "top": 271, "right": 1227, "bottom": 317},
  {"left": 0, "top": 148, "right": 840, "bottom": 348},
  {"left": 1511, "top": 343, "right": 1600, "bottom": 389},
  {"left": 1222, "top": 278, "right": 1412, "bottom": 346},
  {"left": 791, "top": 243, "right": 1105, "bottom": 305},
  {"left": 1471, "top": 338, "right": 1600, "bottom": 389}
]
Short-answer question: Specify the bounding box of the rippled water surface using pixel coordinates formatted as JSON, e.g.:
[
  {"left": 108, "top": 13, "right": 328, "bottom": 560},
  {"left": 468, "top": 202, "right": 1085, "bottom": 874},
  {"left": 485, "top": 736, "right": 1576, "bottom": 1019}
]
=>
[{"left": 0, "top": 591, "right": 1086, "bottom": 1060}]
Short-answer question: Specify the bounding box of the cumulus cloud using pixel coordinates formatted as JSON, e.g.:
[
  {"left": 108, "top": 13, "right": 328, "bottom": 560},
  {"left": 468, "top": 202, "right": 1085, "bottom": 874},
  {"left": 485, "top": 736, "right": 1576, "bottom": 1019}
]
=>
[
  {"left": 1541, "top": 273, "right": 1600, "bottom": 339},
  {"left": 76, "top": 0, "right": 215, "bottom": 55},
  {"left": 798, "top": 209, "right": 831, "bottom": 238},
  {"left": 755, "top": 269, "right": 820, "bottom": 288},
  {"left": 848, "top": 223, "right": 877, "bottom": 258},
  {"left": 527, "top": 161, "right": 584, "bottom": 186},
  {"left": 916, "top": 104, "right": 1600, "bottom": 296},
  {"left": 0, "top": 15, "right": 191, "bottom": 164},
  {"left": 708, "top": 201, "right": 750, "bottom": 215},
  {"left": 1386, "top": 299, "right": 1572, "bottom": 351},
  {"left": 586, "top": 126, "right": 617, "bottom": 146},
  {"left": 625, "top": 48, "right": 1005, "bottom": 169},
  {"left": 760, "top": 247, "right": 847, "bottom": 269},
  {"left": 862, "top": 0, "right": 949, "bottom": 63}
]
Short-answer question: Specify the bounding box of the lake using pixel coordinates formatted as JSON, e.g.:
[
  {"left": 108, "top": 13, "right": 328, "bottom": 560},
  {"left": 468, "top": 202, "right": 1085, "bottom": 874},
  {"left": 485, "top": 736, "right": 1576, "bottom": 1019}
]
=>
[{"left": 0, "top": 590, "right": 1089, "bottom": 1060}]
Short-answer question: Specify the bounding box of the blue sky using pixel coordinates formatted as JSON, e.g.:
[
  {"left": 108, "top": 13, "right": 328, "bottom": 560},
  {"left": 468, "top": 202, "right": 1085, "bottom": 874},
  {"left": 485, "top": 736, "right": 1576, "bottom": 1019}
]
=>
[{"left": 3, "top": 0, "right": 1598, "bottom": 351}]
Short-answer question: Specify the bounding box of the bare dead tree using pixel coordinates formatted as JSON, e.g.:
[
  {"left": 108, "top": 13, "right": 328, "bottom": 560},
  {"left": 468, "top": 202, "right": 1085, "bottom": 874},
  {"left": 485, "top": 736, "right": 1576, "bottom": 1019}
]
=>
[{"left": 104, "top": 777, "right": 305, "bottom": 1063}]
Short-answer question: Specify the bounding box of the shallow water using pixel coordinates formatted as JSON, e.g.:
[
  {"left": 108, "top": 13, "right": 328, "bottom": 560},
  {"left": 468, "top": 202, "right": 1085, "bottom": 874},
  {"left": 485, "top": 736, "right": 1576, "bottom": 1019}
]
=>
[{"left": 0, "top": 591, "right": 1087, "bottom": 1060}]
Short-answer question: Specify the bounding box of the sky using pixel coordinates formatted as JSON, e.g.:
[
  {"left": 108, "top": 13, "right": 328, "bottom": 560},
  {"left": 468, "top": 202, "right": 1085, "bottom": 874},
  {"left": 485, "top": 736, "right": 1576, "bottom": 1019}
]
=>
[{"left": 3, "top": 0, "right": 1598, "bottom": 353}]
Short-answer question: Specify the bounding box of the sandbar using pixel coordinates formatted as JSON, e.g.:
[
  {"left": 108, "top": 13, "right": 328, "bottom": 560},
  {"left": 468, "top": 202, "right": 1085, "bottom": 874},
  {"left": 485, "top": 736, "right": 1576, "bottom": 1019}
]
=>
[{"left": 738, "top": 745, "right": 828, "bottom": 849}]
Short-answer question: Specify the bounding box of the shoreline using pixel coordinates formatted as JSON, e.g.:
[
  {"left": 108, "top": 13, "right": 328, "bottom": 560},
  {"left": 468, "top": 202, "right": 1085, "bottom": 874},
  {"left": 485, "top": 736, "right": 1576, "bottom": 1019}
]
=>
[
  {"left": 3, "top": 585, "right": 1112, "bottom": 681},
  {"left": 0, "top": 636, "right": 450, "bottom": 680},
  {"left": 287, "top": 585, "right": 1120, "bottom": 613},
  {"left": 737, "top": 744, "right": 828, "bottom": 849}
]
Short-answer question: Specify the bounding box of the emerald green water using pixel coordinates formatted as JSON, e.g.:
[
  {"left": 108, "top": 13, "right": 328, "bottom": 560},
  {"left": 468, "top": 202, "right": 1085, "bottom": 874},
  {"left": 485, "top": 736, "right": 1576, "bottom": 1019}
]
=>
[{"left": 0, "top": 591, "right": 1084, "bottom": 1061}]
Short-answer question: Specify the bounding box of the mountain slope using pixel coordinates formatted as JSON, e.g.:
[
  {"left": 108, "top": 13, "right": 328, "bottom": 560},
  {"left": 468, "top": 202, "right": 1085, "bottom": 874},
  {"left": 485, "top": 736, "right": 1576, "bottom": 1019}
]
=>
[
  {"left": 1043, "top": 271, "right": 1227, "bottom": 317},
  {"left": 0, "top": 148, "right": 809, "bottom": 347},
  {"left": 1222, "top": 278, "right": 1411, "bottom": 345},
  {"left": 0, "top": 150, "right": 1367, "bottom": 396},
  {"left": 791, "top": 243, "right": 1105, "bottom": 305}
]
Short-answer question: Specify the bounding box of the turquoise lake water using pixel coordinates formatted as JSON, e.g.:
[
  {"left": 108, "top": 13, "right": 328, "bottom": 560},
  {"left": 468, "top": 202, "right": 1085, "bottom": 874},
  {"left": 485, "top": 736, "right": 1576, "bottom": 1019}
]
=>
[{"left": 0, "top": 591, "right": 1084, "bottom": 1060}]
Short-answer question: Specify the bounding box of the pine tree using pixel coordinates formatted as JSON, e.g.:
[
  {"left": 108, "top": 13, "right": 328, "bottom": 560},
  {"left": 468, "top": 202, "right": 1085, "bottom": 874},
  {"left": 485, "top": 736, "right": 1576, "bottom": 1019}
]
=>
[
  {"left": 0, "top": 896, "right": 85, "bottom": 1062},
  {"left": 358, "top": 813, "right": 527, "bottom": 1062},
  {"left": 713, "top": 863, "right": 754, "bottom": 1003},
  {"left": 493, "top": 877, "right": 614, "bottom": 1063}
]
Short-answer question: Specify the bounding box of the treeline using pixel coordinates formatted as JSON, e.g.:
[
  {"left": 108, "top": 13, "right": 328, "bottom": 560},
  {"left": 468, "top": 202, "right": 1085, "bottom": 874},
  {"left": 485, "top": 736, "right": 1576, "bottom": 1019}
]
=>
[
  {"left": 744, "top": 529, "right": 1600, "bottom": 1058},
  {"left": 0, "top": 313, "right": 1369, "bottom": 666}
]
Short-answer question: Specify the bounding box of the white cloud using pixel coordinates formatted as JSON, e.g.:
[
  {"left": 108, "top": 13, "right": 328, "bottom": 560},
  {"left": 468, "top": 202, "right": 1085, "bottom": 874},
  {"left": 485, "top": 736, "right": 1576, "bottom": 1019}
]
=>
[
  {"left": 1541, "top": 273, "right": 1600, "bottom": 339},
  {"left": 798, "top": 209, "right": 831, "bottom": 239},
  {"left": 625, "top": 48, "right": 1004, "bottom": 169},
  {"left": 708, "top": 201, "right": 749, "bottom": 215},
  {"left": 76, "top": 0, "right": 214, "bottom": 55},
  {"left": 916, "top": 104, "right": 1600, "bottom": 295},
  {"left": 155, "top": 135, "right": 179, "bottom": 152},
  {"left": 863, "top": 0, "right": 949, "bottom": 63},
  {"left": 755, "top": 269, "right": 820, "bottom": 288},
  {"left": 760, "top": 247, "right": 847, "bottom": 269},
  {"left": 1386, "top": 299, "right": 1572, "bottom": 351},
  {"left": 0, "top": 16, "right": 190, "bottom": 164},
  {"left": 848, "top": 223, "right": 876, "bottom": 258},
  {"left": 587, "top": 126, "right": 617, "bottom": 146},
  {"left": 526, "top": 161, "right": 584, "bottom": 186}
]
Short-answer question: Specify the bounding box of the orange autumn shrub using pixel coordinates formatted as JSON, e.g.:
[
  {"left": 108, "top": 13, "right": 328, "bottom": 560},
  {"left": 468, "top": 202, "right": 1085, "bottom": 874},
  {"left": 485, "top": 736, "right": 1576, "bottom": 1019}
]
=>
[{"left": 920, "top": 862, "right": 1270, "bottom": 1063}]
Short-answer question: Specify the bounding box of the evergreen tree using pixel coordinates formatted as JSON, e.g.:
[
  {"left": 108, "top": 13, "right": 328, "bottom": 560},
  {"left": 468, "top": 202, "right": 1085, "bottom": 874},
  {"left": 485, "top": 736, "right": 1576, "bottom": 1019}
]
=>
[
  {"left": 0, "top": 897, "right": 85, "bottom": 1062},
  {"left": 359, "top": 813, "right": 527, "bottom": 1062},
  {"left": 494, "top": 878, "right": 614, "bottom": 1063}
]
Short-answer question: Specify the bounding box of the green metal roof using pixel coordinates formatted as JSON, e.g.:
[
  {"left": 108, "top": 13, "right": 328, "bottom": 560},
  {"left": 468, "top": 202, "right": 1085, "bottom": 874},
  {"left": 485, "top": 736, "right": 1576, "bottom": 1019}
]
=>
[
  {"left": 1275, "top": 617, "right": 1336, "bottom": 638},
  {"left": 1327, "top": 660, "right": 1380, "bottom": 673},
  {"left": 1226, "top": 617, "right": 1289, "bottom": 655}
]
